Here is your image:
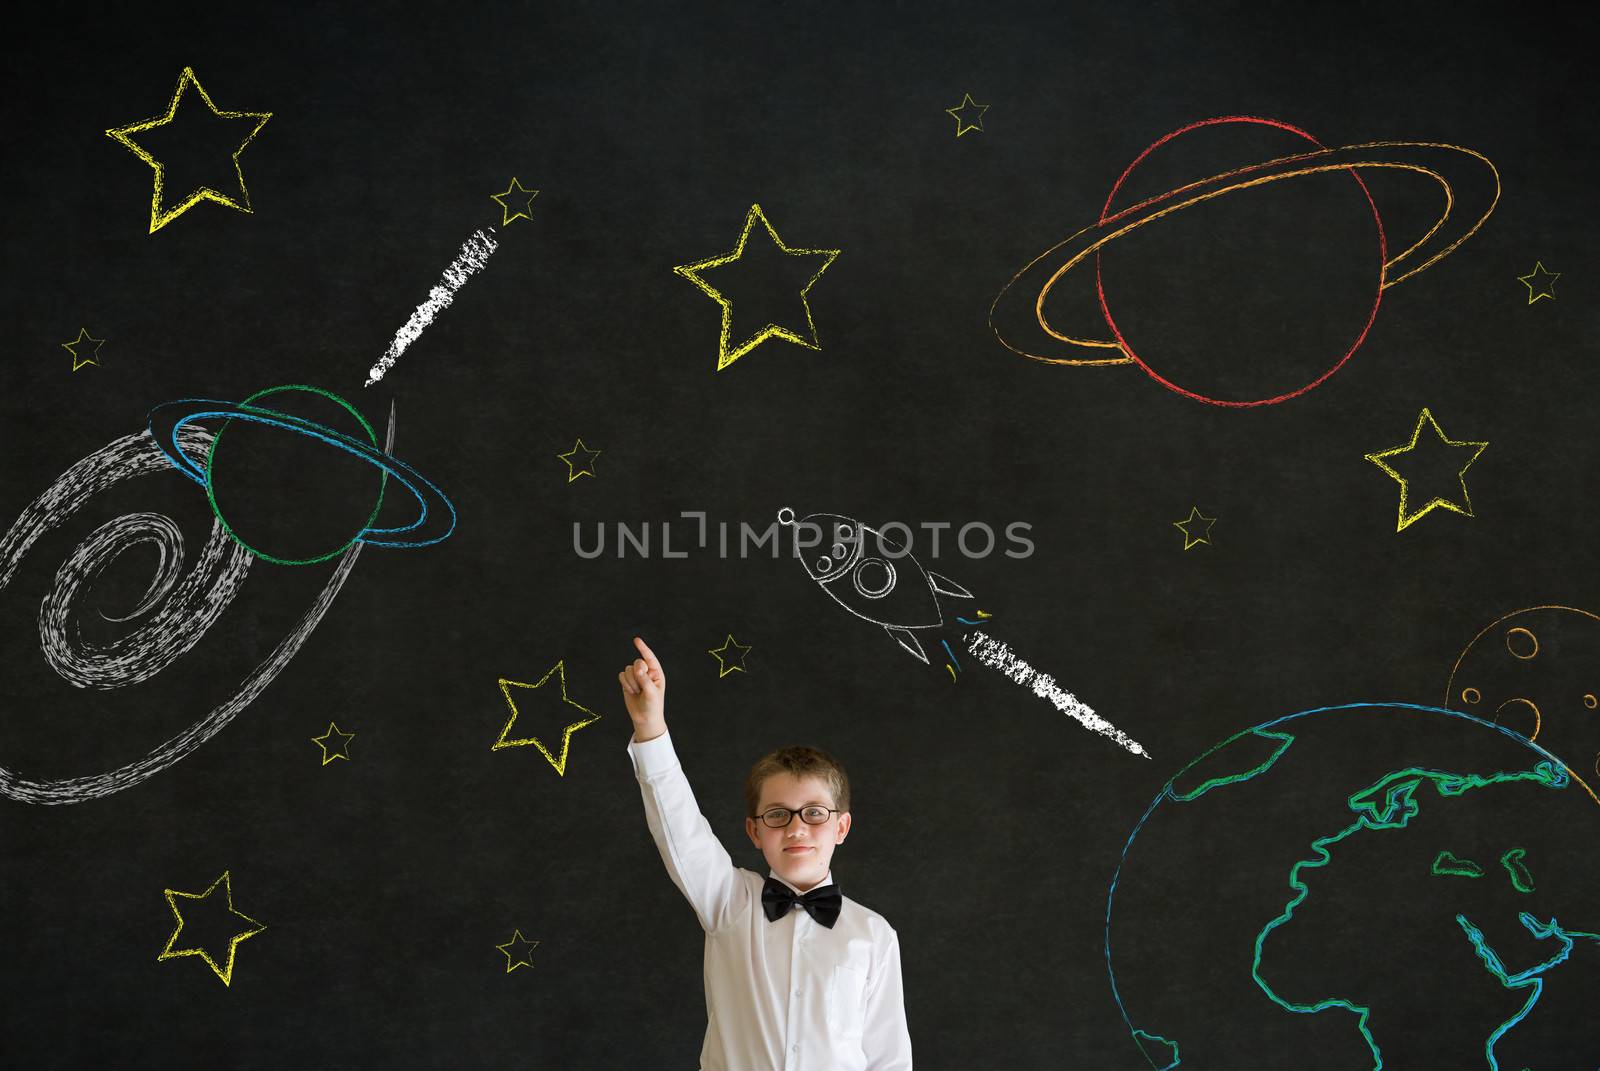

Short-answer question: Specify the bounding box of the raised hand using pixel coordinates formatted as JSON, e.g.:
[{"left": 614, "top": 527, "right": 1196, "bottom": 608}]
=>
[{"left": 618, "top": 635, "right": 667, "bottom": 742}]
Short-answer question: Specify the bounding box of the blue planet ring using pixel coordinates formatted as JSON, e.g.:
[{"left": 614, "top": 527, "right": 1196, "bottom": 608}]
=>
[
  {"left": 993, "top": 140, "right": 1501, "bottom": 362},
  {"left": 146, "top": 399, "right": 456, "bottom": 548}
]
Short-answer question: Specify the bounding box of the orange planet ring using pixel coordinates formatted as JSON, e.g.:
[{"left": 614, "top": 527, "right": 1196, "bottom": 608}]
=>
[{"left": 991, "top": 140, "right": 1500, "bottom": 375}]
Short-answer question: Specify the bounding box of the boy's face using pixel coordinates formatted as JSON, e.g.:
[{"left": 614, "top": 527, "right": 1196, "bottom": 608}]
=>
[{"left": 744, "top": 772, "right": 851, "bottom": 893}]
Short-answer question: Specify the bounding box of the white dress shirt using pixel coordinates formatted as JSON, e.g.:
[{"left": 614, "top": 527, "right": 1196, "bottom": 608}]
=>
[{"left": 629, "top": 730, "right": 913, "bottom": 1070}]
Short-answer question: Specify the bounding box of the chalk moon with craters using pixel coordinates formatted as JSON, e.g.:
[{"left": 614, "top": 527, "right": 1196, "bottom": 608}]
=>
[{"left": 1446, "top": 605, "right": 1600, "bottom": 803}]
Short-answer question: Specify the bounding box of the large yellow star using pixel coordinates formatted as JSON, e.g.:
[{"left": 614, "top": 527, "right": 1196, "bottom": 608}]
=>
[
  {"left": 311, "top": 721, "right": 356, "bottom": 765},
  {"left": 491, "top": 662, "right": 601, "bottom": 776},
  {"left": 157, "top": 871, "right": 266, "bottom": 986},
  {"left": 106, "top": 67, "right": 271, "bottom": 234},
  {"left": 1365, "top": 408, "right": 1489, "bottom": 532},
  {"left": 490, "top": 177, "right": 539, "bottom": 224},
  {"left": 1517, "top": 261, "right": 1559, "bottom": 304},
  {"left": 945, "top": 92, "right": 990, "bottom": 137},
  {"left": 61, "top": 328, "right": 107, "bottom": 372},
  {"left": 495, "top": 929, "right": 540, "bottom": 972},
  {"left": 673, "top": 204, "right": 840, "bottom": 372}
]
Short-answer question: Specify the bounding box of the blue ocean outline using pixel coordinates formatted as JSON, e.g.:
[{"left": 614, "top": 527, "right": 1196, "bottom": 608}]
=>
[
  {"left": 147, "top": 395, "right": 457, "bottom": 548},
  {"left": 1103, "top": 702, "right": 1578, "bottom": 1071}
]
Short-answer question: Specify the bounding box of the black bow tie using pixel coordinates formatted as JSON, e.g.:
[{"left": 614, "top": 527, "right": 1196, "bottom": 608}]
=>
[{"left": 761, "top": 877, "right": 842, "bottom": 929}]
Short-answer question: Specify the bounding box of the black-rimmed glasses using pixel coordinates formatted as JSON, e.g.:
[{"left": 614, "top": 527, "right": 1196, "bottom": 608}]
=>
[{"left": 754, "top": 805, "right": 841, "bottom": 828}]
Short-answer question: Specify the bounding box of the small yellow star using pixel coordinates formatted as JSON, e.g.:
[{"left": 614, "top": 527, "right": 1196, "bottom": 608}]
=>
[
  {"left": 157, "top": 871, "right": 266, "bottom": 986},
  {"left": 945, "top": 93, "right": 990, "bottom": 137},
  {"left": 1172, "top": 507, "right": 1217, "bottom": 550},
  {"left": 1517, "top": 261, "right": 1559, "bottom": 304},
  {"left": 557, "top": 438, "right": 601, "bottom": 481},
  {"left": 496, "top": 929, "right": 539, "bottom": 972},
  {"left": 311, "top": 721, "right": 355, "bottom": 765},
  {"left": 490, "top": 177, "right": 539, "bottom": 225},
  {"left": 674, "top": 204, "right": 840, "bottom": 372},
  {"left": 491, "top": 662, "right": 602, "bottom": 776},
  {"left": 708, "top": 634, "right": 753, "bottom": 677},
  {"left": 1365, "top": 408, "right": 1489, "bottom": 532},
  {"left": 61, "top": 328, "right": 107, "bottom": 372},
  {"left": 106, "top": 67, "right": 271, "bottom": 234}
]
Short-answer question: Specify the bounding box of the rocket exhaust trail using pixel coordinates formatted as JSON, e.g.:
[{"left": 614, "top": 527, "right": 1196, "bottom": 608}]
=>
[{"left": 964, "top": 630, "right": 1150, "bottom": 758}]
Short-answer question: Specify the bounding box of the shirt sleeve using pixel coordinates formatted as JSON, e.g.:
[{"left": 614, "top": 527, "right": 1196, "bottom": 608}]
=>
[
  {"left": 627, "top": 730, "right": 748, "bottom": 935},
  {"left": 862, "top": 923, "right": 913, "bottom": 1070}
]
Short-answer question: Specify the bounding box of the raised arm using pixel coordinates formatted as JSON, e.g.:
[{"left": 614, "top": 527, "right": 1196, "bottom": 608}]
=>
[{"left": 621, "top": 636, "right": 747, "bottom": 933}]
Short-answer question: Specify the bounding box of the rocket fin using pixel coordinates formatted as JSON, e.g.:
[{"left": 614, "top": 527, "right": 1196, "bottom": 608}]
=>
[
  {"left": 885, "top": 626, "right": 930, "bottom": 664},
  {"left": 926, "top": 571, "right": 973, "bottom": 599}
]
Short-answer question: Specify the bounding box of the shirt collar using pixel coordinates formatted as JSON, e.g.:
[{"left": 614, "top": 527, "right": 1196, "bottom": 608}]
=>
[{"left": 766, "top": 869, "right": 834, "bottom": 896}]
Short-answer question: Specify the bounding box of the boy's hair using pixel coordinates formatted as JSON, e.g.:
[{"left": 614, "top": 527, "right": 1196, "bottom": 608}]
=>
[{"left": 744, "top": 745, "right": 851, "bottom": 817}]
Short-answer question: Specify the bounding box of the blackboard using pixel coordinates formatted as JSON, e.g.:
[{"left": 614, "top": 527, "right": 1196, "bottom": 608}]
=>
[{"left": 4, "top": 3, "right": 1597, "bottom": 1068}]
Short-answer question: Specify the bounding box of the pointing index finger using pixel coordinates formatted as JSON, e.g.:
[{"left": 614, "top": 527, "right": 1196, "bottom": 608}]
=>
[{"left": 633, "top": 636, "right": 662, "bottom": 674}]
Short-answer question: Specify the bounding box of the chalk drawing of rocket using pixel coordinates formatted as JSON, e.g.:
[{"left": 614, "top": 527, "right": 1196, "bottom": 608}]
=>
[{"left": 777, "top": 506, "right": 973, "bottom": 664}]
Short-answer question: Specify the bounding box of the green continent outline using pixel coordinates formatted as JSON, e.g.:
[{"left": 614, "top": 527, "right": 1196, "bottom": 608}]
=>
[{"left": 1250, "top": 760, "right": 1566, "bottom": 1070}]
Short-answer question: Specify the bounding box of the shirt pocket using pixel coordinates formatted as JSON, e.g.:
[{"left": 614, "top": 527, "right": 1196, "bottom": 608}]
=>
[{"left": 826, "top": 963, "right": 868, "bottom": 1041}]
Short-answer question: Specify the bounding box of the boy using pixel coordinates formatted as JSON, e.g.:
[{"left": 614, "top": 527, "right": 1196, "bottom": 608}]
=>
[{"left": 619, "top": 636, "right": 913, "bottom": 1070}]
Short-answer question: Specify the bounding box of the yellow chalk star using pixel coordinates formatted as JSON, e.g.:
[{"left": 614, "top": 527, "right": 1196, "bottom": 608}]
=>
[
  {"left": 1172, "top": 507, "right": 1216, "bottom": 550},
  {"left": 1518, "top": 261, "right": 1559, "bottom": 304},
  {"left": 490, "top": 177, "right": 539, "bottom": 224},
  {"left": 708, "top": 634, "right": 752, "bottom": 677},
  {"left": 1365, "top": 407, "right": 1489, "bottom": 532},
  {"left": 311, "top": 721, "right": 355, "bottom": 765},
  {"left": 492, "top": 662, "right": 602, "bottom": 776},
  {"left": 157, "top": 871, "right": 266, "bottom": 986},
  {"left": 496, "top": 929, "right": 539, "bottom": 972},
  {"left": 945, "top": 93, "right": 990, "bottom": 137},
  {"left": 61, "top": 328, "right": 106, "bottom": 372},
  {"left": 557, "top": 438, "right": 601, "bottom": 481},
  {"left": 106, "top": 67, "right": 271, "bottom": 234},
  {"left": 674, "top": 204, "right": 840, "bottom": 372}
]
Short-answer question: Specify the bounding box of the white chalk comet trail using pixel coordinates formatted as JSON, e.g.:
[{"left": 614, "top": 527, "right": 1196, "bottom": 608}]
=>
[
  {"left": 964, "top": 630, "right": 1150, "bottom": 758},
  {"left": 365, "top": 226, "right": 499, "bottom": 386}
]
